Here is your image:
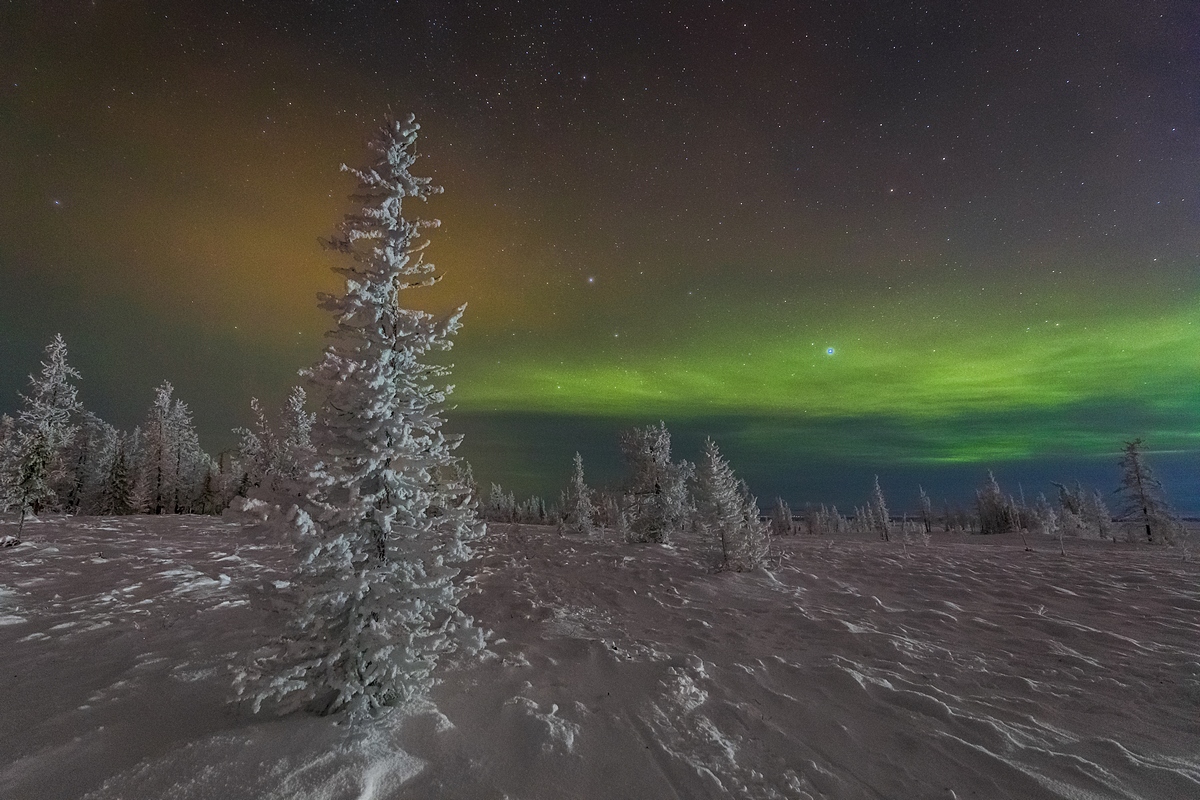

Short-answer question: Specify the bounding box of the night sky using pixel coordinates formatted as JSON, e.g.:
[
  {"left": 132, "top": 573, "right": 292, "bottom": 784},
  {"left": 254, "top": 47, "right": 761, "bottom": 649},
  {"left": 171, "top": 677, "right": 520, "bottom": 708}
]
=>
[{"left": 3, "top": 1, "right": 1197, "bottom": 512}]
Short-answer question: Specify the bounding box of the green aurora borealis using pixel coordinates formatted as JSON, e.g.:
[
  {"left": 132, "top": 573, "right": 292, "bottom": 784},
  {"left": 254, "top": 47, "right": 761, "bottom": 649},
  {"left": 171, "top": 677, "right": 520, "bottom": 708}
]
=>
[{"left": 2, "top": 1, "right": 1198, "bottom": 510}]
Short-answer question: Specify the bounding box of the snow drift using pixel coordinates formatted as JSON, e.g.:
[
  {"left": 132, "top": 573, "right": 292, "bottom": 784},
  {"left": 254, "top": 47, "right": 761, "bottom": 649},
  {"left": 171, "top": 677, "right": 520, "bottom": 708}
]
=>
[{"left": 1, "top": 514, "right": 1198, "bottom": 799}]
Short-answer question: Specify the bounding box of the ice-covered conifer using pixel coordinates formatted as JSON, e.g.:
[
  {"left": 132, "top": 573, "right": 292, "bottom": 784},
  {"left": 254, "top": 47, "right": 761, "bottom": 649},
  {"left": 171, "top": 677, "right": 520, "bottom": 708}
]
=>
[
  {"left": 1116, "top": 439, "right": 1180, "bottom": 544},
  {"left": 917, "top": 486, "right": 933, "bottom": 534},
  {"left": 770, "top": 497, "right": 793, "bottom": 537},
  {"left": 138, "top": 383, "right": 177, "bottom": 514},
  {"left": 868, "top": 476, "right": 891, "bottom": 542},
  {"left": 619, "top": 421, "right": 693, "bottom": 544},
  {"left": 238, "top": 114, "right": 483, "bottom": 717},
  {"left": 135, "top": 383, "right": 209, "bottom": 514},
  {"left": 693, "top": 438, "right": 768, "bottom": 571},
  {"left": 976, "top": 471, "right": 1016, "bottom": 535},
  {"left": 560, "top": 452, "right": 595, "bottom": 535},
  {"left": 1, "top": 335, "right": 83, "bottom": 534},
  {"left": 233, "top": 397, "right": 278, "bottom": 496},
  {"left": 278, "top": 387, "right": 315, "bottom": 480},
  {"left": 485, "top": 483, "right": 516, "bottom": 521},
  {"left": 168, "top": 396, "right": 210, "bottom": 513},
  {"left": 1084, "top": 489, "right": 1115, "bottom": 540},
  {"left": 1032, "top": 493, "right": 1058, "bottom": 536},
  {"left": 59, "top": 412, "right": 118, "bottom": 514},
  {"left": 99, "top": 434, "right": 136, "bottom": 516}
]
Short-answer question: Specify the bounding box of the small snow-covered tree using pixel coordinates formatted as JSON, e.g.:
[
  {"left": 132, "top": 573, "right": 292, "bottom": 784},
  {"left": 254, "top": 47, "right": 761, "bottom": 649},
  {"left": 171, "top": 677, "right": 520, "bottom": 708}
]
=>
[
  {"left": 278, "top": 387, "right": 315, "bottom": 471},
  {"left": 238, "top": 114, "right": 483, "bottom": 717},
  {"left": 559, "top": 452, "right": 595, "bottom": 535},
  {"left": 693, "top": 438, "right": 768, "bottom": 571},
  {"left": 515, "top": 495, "right": 547, "bottom": 524},
  {"left": 976, "top": 471, "right": 1016, "bottom": 535},
  {"left": 769, "top": 497, "right": 793, "bottom": 537},
  {"left": 868, "top": 476, "right": 891, "bottom": 542},
  {"left": 1084, "top": 489, "right": 1115, "bottom": 540},
  {"left": 2, "top": 335, "right": 83, "bottom": 535},
  {"left": 233, "top": 388, "right": 316, "bottom": 509},
  {"left": 233, "top": 397, "right": 278, "bottom": 497},
  {"left": 1116, "top": 439, "right": 1180, "bottom": 544},
  {"left": 483, "top": 482, "right": 516, "bottom": 522},
  {"left": 619, "top": 421, "right": 693, "bottom": 544},
  {"left": 917, "top": 486, "right": 933, "bottom": 534},
  {"left": 1032, "top": 493, "right": 1058, "bottom": 537}
]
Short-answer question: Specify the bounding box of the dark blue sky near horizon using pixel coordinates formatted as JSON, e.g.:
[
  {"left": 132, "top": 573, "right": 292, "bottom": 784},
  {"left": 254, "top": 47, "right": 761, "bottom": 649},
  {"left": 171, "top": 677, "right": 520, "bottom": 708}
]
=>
[{"left": 2, "top": 1, "right": 1197, "bottom": 513}]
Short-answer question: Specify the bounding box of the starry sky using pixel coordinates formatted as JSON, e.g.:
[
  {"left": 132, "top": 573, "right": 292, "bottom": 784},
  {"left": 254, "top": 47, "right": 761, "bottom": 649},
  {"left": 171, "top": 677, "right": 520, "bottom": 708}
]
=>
[{"left": 2, "top": 1, "right": 1198, "bottom": 512}]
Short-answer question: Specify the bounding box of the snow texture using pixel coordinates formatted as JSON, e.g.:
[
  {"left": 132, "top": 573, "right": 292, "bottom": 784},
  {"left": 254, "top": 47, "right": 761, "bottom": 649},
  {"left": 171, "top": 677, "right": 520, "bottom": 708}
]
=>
[{"left": 1, "top": 514, "right": 1199, "bottom": 799}]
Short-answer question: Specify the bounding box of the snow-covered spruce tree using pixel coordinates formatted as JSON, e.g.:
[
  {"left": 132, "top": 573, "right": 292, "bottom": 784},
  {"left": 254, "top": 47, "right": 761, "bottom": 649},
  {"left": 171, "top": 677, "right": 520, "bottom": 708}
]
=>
[
  {"left": 1, "top": 335, "right": 83, "bottom": 536},
  {"left": 137, "top": 383, "right": 177, "bottom": 514},
  {"left": 98, "top": 433, "right": 136, "bottom": 515},
  {"left": 693, "top": 439, "right": 768, "bottom": 571},
  {"left": 517, "top": 495, "right": 547, "bottom": 524},
  {"left": 1116, "top": 439, "right": 1180, "bottom": 544},
  {"left": 619, "top": 421, "right": 693, "bottom": 544},
  {"left": 136, "top": 383, "right": 210, "bottom": 514},
  {"left": 485, "top": 482, "right": 516, "bottom": 522},
  {"left": 975, "top": 471, "right": 1017, "bottom": 535},
  {"left": 170, "top": 396, "right": 211, "bottom": 513},
  {"left": 0, "top": 415, "right": 15, "bottom": 505},
  {"left": 278, "top": 387, "right": 316, "bottom": 481},
  {"left": 559, "top": 452, "right": 596, "bottom": 535},
  {"left": 868, "top": 475, "right": 891, "bottom": 542},
  {"left": 233, "top": 397, "right": 279, "bottom": 497},
  {"left": 232, "top": 388, "right": 315, "bottom": 509},
  {"left": 60, "top": 411, "right": 119, "bottom": 515},
  {"left": 238, "top": 114, "right": 484, "bottom": 717},
  {"left": 1032, "top": 493, "right": 1058, "bottom": 537},
  {"left": 917, "top": 485, "right": 933, "bottom": 534},
  {"left": 1084, "top": 489, "right": 1115, "bottom": 541},
  {"left": 770, "top": 496, "right": 793, "bottom": 537}
]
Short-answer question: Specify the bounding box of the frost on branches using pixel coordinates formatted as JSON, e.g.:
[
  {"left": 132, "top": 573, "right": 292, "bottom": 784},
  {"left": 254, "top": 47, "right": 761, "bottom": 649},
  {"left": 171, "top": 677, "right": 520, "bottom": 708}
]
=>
[
  {"left": 693, "top": 438, "right": 768, "bottom": 571},
  {"left": 619, "top": 421, "right": 693, "bottom": 544},
  {"left": 0, "top": 334, "right": 82, "bottom": 538},
  {"left": 238, "top": 114, "right": 484, "bottom": 718},
  {"left": 559, "top": 452, "right": 596, "bottom": 535}
]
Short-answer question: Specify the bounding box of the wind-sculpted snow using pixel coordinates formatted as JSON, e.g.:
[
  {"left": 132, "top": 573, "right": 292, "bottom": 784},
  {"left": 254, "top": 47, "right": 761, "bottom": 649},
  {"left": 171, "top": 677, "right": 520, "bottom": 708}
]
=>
[{"left": 0, "top": 515, "right": 1197, "bottom": 799}]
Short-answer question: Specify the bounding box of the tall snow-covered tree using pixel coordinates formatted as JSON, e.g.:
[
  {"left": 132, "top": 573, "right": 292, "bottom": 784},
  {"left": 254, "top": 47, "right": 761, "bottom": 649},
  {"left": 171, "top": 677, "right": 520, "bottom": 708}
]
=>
[
  {"left": 98, "top": 433, "right": 136, "bottom": 516},
  {"left": 169, "top": 396, "right": 210, "bottom": 513},
  {"left": 238, "top": 114, "right": 483, "bottom": 717},
  {"left": 559, "top": 452, "right": 596, "bottom": 535},
  {"left": 59, "top": 411, "right": 118, "bottom": 514},
  {"left": 138, "top": 383, "right": 178, "bottom": 514},
  {"left": 693, "top": 439, "right": 768, "bottom": 571},
  {"left": 0, "top": 416, "right": 15, "bottom": 503},
  {"left": 135, "top": 382, "right": 210, "bottom": 514},
  {"left": 1116, "top": 439, "right": 1179, "bottom": 544},
  {"left": 868, "top": 475, "right": 891, "bottom": 542},
  {"left": 2, "top": 335, "right": 83, "bottom": 535},
  {"left": 619, "top": 421, "right": 693, "bottom": 544}
]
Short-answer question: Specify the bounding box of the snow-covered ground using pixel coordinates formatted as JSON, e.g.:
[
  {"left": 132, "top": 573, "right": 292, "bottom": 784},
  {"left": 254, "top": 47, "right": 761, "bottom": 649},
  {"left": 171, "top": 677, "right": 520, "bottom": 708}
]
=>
[{"left": 1, "top": 515, "right": 1197, "bottom": 799}]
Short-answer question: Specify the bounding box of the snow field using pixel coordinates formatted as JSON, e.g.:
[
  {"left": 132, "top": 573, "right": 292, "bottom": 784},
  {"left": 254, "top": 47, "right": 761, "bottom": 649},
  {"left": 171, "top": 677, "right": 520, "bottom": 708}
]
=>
[{"left": 1, "top": 515, "right": 1198, "bottom": 799}]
